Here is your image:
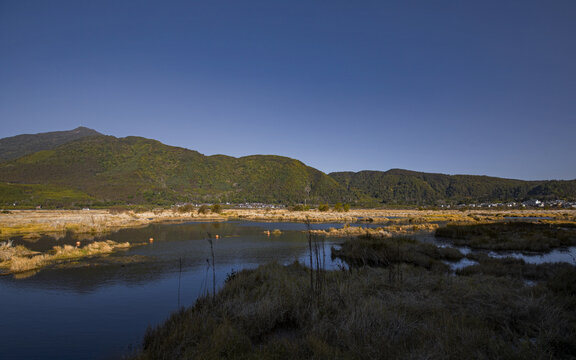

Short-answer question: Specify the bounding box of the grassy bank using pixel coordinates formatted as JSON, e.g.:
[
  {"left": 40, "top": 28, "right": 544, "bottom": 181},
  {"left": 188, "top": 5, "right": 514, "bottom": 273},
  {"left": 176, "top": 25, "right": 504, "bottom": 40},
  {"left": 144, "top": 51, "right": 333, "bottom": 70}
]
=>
[
  {"left": 1, "top": 208, "right": 574, "bottom": 240},
  {"left": 0, "top": 209, "right": 226, "bottom": 240},
  {"left": 131, "top": 259, "right": 576, "bottom": 360}
]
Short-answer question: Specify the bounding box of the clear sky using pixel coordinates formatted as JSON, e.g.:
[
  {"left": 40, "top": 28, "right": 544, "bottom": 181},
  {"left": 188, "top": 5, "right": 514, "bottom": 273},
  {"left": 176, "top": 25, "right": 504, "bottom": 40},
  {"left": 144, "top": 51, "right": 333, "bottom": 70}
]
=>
[{"left": 1, "top": 1, "right": 575, "bottom": 180}]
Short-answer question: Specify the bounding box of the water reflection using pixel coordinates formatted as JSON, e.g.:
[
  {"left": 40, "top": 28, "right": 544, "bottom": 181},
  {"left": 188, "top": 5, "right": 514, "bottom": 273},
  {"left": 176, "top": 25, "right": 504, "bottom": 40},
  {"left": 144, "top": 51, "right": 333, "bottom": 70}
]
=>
[
  {"left": 421, "top": 233, "right": 576, "bottom": 265},
  {"left": 488, "top": 246, "right": 576, "bottom": 265}
]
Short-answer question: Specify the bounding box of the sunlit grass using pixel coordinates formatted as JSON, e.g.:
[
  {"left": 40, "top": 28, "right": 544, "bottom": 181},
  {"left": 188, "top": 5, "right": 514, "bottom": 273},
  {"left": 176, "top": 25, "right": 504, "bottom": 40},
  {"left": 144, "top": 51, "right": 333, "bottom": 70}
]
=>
[{"left": 0, "top": 240, "right": 132, "bottom": 275}]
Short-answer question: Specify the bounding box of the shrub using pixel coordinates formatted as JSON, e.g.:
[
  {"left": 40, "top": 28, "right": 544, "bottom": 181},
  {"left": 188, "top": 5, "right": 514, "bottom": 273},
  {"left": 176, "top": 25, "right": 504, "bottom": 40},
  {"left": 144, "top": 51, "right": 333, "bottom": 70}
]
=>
[
  {"left": 333, "top": 202, "right": 349, "bottom": 212},
  {"left": 211, "top": 204, "right": 222, "bottom": 214},
  {"left": 318, "top": 204, "right": 330, "bottom": 212},
  {"left": 290, "top": 204, "right": 309, "bottom": 211},
  {"left": 108, "top": 206, "right": 129, "bottom": 214},
  {"left": 177, "top": 204, "right": 195, "bottom": 213},
  {"left": 197, "top": 205, "right": 210, "bottom": 214}
]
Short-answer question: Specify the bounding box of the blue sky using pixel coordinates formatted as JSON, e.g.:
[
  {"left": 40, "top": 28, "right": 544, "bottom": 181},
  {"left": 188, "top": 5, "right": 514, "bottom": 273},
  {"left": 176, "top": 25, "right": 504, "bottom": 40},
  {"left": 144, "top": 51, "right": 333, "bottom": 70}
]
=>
[{"left": 1, "top": 0, "right": 575, "bottom": 180}]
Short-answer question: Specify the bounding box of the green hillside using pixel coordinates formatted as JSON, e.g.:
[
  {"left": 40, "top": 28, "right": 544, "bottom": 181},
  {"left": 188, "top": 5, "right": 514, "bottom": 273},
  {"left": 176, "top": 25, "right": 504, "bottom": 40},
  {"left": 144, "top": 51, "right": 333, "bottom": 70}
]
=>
[
  {"left": 0, "top": 135, "right": 349, "bottom": 206},
  {"left": 0, "top": 127, "right": 101, "bottom": 162},
  {"left": 0, "top": 183, "right": 94, "bottom": 208},
  {"left": 1, "top": 129, "right": 575, "bottom": 207},
  {"left": 329, "top": 169, "right": 576, "bottom": 205}
]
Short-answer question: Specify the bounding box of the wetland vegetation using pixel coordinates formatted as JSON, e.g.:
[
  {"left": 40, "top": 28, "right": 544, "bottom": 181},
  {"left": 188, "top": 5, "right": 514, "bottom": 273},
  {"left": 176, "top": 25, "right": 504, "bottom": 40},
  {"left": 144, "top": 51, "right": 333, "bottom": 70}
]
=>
[
  {"left": 436, "top": 221, "right": 576, "bottom": 251},
  {"left": 130, "top": 217, "right": 576, "bottom": 359},
  {"left": 2, "top": 209, "right": 576, "bottom": 358},
  {"left": 132, "top": 261, "right": 576, "bottom": 359}
]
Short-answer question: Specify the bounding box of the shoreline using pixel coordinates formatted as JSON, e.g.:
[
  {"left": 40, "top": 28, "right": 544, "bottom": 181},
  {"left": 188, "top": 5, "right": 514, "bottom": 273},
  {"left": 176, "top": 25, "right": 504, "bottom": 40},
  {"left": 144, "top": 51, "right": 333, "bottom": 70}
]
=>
[{"left": 1, "top": 208, "right": 574, "bottom": 240}]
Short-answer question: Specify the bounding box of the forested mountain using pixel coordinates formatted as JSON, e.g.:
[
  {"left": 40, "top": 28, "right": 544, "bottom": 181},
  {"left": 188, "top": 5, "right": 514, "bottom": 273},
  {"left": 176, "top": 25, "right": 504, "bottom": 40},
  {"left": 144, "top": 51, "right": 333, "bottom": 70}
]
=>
[
  {"left": 0, "top": 135, "right": 349, "bottom": 206},
  {"left": 0, "top": 127, "right": 101, "bottom": 162},
  {"left": 330, "top": 169, "right": 576, "bottom": 205},
  {"left": 0, "top": 128, "right": 574, "bottom": 207}
]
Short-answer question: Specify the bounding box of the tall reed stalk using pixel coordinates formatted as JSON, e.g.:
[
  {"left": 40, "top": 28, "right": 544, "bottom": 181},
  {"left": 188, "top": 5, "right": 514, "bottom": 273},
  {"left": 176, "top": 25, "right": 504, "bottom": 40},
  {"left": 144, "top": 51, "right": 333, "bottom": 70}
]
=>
[
  {"left": 305, "top": 219, "right": 326, "bottom": 298},
  {"left": 207, "top": 233, "right": 216, "bottom": 300}
]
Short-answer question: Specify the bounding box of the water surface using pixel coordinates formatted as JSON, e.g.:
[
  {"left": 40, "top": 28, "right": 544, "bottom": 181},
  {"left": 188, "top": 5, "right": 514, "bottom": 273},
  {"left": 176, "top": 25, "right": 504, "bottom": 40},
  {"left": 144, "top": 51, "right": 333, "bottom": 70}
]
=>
[{"left": 0, "top": 221, "right": 345, "bottom": 360}]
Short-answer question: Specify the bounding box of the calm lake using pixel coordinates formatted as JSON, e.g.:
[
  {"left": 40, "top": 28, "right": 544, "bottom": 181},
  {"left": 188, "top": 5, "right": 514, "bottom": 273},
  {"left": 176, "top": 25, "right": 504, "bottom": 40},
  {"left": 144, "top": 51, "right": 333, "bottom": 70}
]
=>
[{"left": 0, "top": 221, "right": 346, "bottom": 360}]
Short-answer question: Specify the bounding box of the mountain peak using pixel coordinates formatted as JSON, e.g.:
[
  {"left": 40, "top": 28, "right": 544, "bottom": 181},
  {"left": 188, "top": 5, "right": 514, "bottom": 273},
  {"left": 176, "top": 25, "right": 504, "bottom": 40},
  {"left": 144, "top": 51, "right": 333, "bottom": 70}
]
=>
[
  {"left": 71, "top": 126, "right": 100, "bottom": 134},
  {"left": 0, "top": 127, "right": 103, "bottom": 162}
]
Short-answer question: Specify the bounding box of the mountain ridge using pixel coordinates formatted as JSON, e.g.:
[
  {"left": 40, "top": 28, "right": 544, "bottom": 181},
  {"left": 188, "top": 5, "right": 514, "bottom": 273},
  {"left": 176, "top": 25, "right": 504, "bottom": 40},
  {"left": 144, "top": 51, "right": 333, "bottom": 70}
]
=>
[
  {"left": 329, "top": 170, "right": 576, "bottom": 205},
  {"left": 0, "top": 128, "right": 574, "bottom": 207},
  {"left": 0, "top": 133, "right": 350, "bottom": 206}
]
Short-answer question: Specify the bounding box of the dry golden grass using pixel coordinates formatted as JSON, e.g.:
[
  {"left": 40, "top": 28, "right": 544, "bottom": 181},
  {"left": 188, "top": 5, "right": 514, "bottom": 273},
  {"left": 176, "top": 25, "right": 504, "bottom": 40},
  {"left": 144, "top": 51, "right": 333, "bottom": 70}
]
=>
[
  {"left": 1, "top": 208, "right": 574, "bottom": 240},
  {"left": 311, "top": 223, "right": 440, "bottom": 238},
  {"left": 8, "top": 254, "right": 50, "bottom": 273},
  {"left": 0, "top": 240, "right": 132, "bottom": 275},
  {"left": 0, "top": 240, "right": 36, "bottom": 261}
]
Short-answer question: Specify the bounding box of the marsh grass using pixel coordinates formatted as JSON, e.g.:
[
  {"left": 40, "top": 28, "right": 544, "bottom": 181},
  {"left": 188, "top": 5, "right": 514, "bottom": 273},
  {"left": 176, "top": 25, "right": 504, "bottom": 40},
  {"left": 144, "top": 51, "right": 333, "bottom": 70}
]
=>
[
  {"left": 332, "top": 235, "right": 463, "bottom": 272},
  {"left": 311, "top": 223, "right": 439, "bottom": 239},
  {"left": 132, "top": 261, "right": 576, "bottom": 360},
  {"left": 436, "top": 222, "right": 576, "bottom": 251},
  {"left": 457, "top": 253, "right": 576, "bottom": 281},
  {"left": 0, "top": 239, "right": 36, "bottom": 262}
]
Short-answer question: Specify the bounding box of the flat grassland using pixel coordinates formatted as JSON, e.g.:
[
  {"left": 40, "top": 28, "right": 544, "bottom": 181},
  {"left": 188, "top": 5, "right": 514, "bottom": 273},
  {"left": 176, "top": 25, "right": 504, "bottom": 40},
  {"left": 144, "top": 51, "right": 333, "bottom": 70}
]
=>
[{"left": 1, "top": 208, "right": 574, "bottom": 239}]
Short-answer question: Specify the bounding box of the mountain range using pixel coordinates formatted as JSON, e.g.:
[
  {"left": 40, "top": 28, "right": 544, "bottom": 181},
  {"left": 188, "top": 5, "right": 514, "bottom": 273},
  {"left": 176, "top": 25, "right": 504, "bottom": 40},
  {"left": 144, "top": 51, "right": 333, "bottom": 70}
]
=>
[{"left": 0, "top": 128, "right": 574, "bottom": 207}]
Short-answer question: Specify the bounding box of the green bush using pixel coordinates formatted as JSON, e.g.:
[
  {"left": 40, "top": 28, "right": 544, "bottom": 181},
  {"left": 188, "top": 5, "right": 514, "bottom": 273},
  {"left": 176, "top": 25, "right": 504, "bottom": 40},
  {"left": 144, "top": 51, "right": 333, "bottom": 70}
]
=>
[
  {"left": 318, "top": 204, "right": 330, "bottom": 212},
  {"left": 177, "top": 204, "right": 195, "bottom": 213},
  {"left": 333, "top": 202, "right": 350, "bottom": 212},
  {"left": 197, "top": 205, "right": 210, "bottom": 214},
  {"left": 211, "top": 204, "right": 222, "bottom": 214},
  {"left": 290, "top": 204, "right": 309, "bottom": 211}
]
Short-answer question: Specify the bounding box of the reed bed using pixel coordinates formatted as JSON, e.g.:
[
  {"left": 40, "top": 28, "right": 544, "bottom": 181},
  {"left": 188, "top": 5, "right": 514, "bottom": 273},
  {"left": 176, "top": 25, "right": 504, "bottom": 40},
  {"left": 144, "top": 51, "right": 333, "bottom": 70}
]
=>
[{"left": 311, "top": 223, "right": 439, "bottom": 238}]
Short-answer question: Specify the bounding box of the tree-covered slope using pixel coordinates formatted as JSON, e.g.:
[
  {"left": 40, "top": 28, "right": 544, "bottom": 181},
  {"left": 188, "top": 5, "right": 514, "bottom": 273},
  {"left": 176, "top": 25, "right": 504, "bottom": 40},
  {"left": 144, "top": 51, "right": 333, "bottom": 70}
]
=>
[
  {"left": 0, "top": 135, "right": 349, "bottom": 205},
  {"left": 1, "top": 128, "right": 574, "bottom": 207},
  {"left": 330, "top": 169, "right": 576, "bottom": 205},
  {"left": 0, "top": 127, "right": 101, "bottom": 162}
]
